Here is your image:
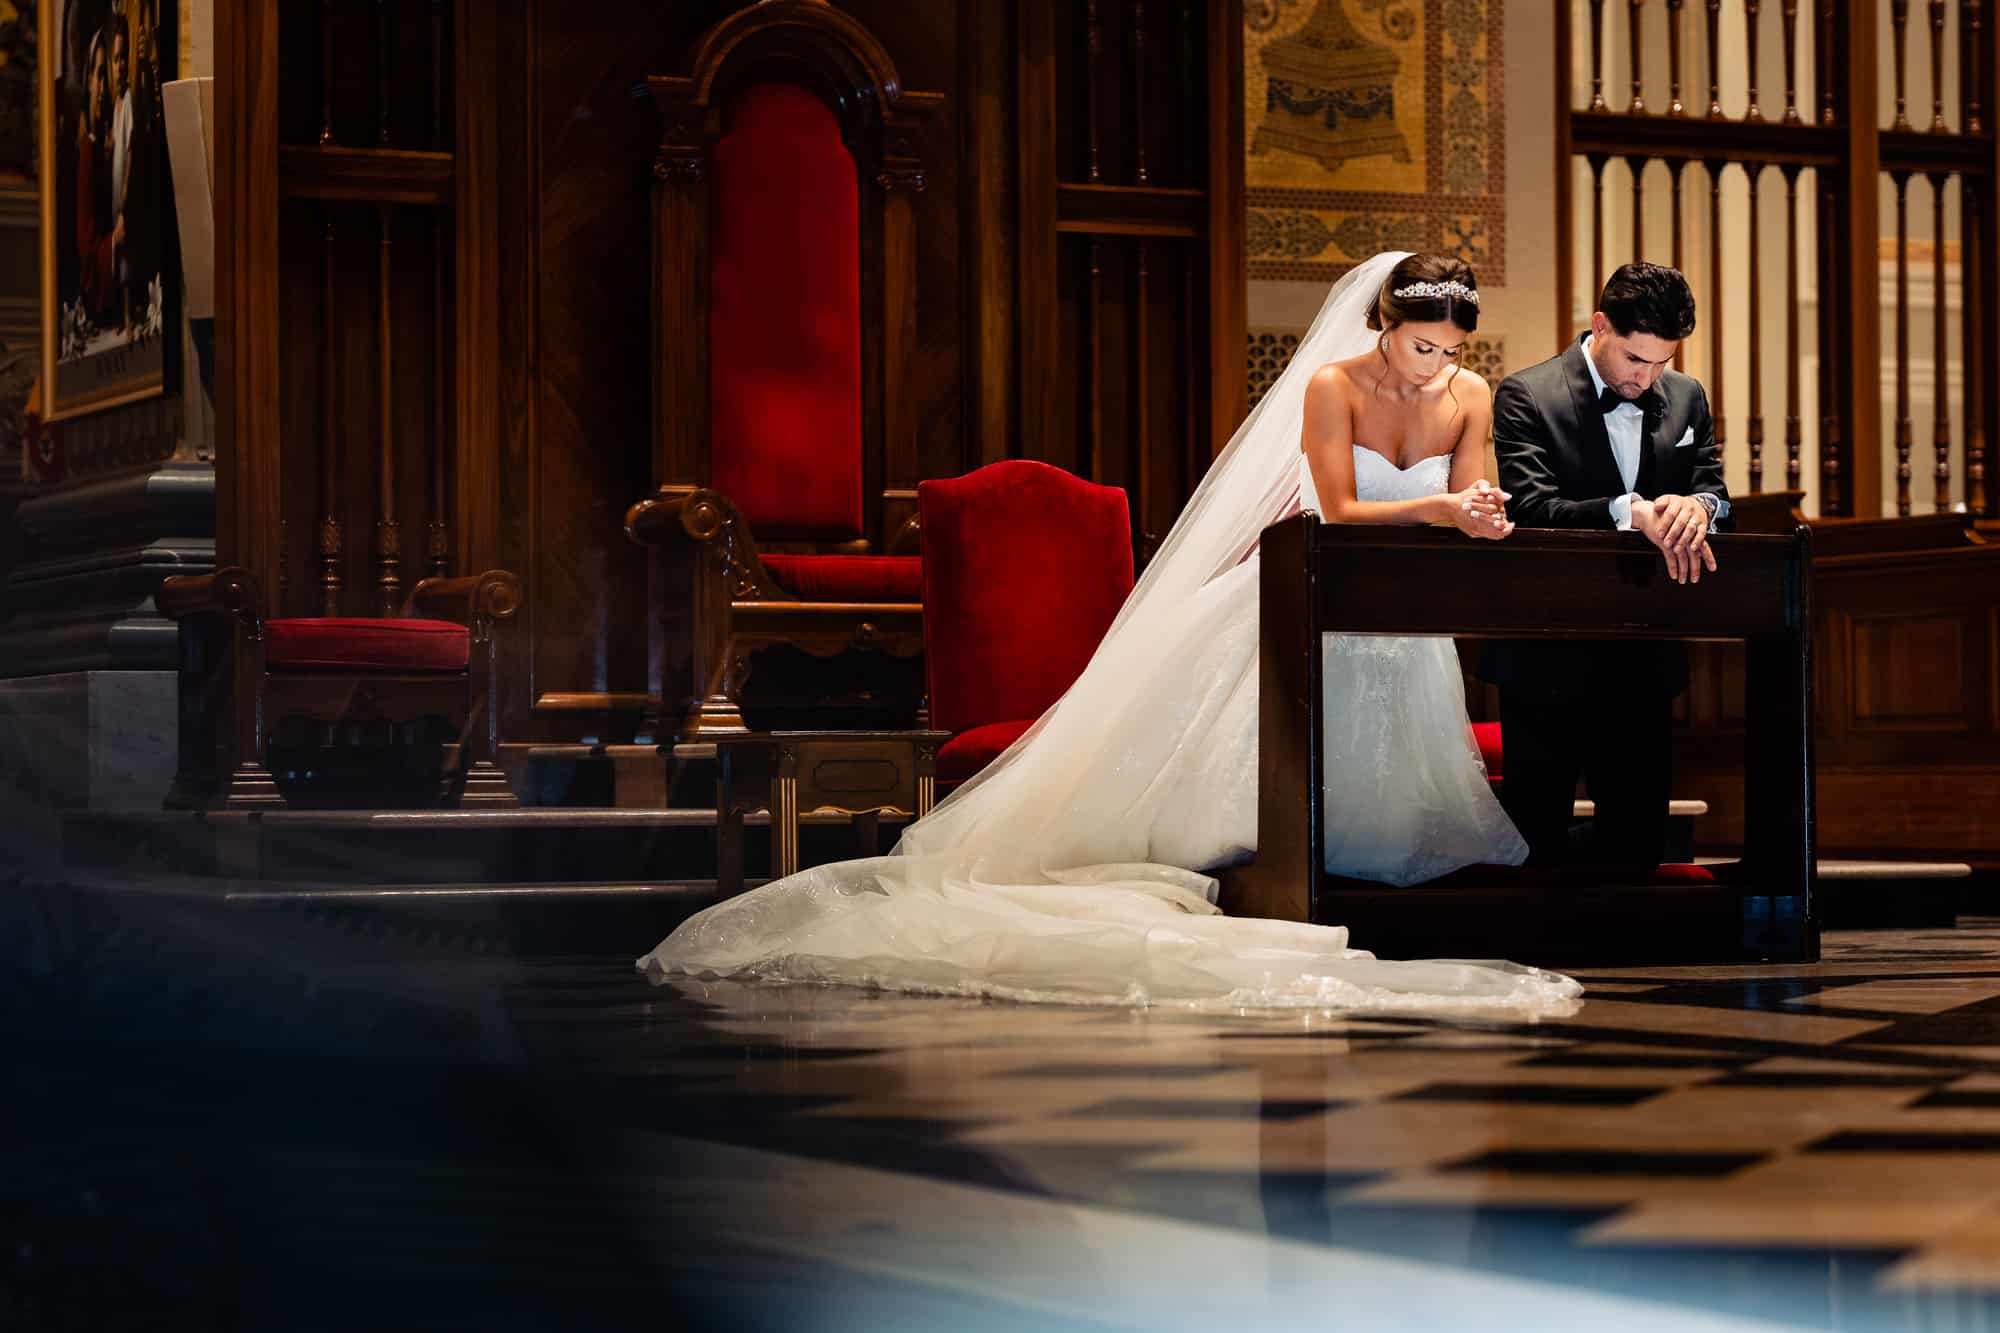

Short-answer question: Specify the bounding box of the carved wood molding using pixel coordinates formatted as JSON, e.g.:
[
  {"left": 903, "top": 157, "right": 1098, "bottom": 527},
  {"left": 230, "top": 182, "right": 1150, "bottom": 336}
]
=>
[{"left": 647, "top": 0, "right": 943, "bottom": 188}]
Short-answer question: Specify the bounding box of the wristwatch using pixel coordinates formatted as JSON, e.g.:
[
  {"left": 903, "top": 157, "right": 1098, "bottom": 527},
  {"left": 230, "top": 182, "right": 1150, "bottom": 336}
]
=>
[{"left": 1691, "top": 492, "right": 1720, "bottom": 520}]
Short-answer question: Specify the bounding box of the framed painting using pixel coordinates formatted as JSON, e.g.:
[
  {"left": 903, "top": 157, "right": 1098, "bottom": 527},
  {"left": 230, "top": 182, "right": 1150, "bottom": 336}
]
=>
[{"left": 38, "top": 0, "right": 174, "bottom": 420}]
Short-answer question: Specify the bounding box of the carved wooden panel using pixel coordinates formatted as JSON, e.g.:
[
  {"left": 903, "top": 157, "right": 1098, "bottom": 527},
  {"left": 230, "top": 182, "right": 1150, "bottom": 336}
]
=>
[
  {"left": 1676, "top": 533, "right": 2000, "bottom": 863},
  {"left": 1851, "top": 612, "right": 1969, "bottom": 730}
]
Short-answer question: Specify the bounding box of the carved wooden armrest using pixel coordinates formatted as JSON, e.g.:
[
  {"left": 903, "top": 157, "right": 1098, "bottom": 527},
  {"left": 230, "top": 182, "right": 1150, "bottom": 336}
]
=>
[
  {"left": 885, "top": 512, "right": 922, "bottom": 556},
  {"left": 405, "top": 570, "right": 521, "bottom": 638},
  {"left": 158, "top": 567, "right": 262, "bottom": 630},
  {"left": 625, "top": 486, "right": 788, "bottom": 600}
]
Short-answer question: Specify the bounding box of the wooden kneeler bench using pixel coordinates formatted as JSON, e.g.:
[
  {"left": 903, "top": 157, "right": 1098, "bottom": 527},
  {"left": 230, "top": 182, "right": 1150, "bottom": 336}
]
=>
[{"left": 1218, "top": 518, "right": 1819, "bottom": 967}]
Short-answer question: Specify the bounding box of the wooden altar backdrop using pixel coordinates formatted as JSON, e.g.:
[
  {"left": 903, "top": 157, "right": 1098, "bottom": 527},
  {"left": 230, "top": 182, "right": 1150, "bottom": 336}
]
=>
[
  {"left": 212, "top": 0, "right": 1249, "bottom": 750},
  {"left": 1550, "top": 1, "right": 2000, "bottom": 868}
]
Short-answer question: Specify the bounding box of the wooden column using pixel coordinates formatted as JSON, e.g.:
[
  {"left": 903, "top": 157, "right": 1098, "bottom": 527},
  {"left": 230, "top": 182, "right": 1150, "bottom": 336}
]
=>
[
  {"left": 1205, "top": 0, "right": 1247, "bottom": 455},
  {"left": 1838, "top": 1, "right": 1884, "bottom": 517},
  {"left": 215, "top": 0, "right": 284, "bottom": 604},
  {"left": 453, "top": 0, "right": 502, "bottom": 577}
]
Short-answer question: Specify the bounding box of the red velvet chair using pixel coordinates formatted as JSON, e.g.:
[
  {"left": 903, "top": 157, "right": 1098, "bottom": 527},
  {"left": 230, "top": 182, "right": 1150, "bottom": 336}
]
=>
[
  {"left": 627, "top": 5, "right": 944, "bottom": 742},
  {"left": 1472, "top": 720, "right": 1504, "bottom": 787},
  {"left": 920, "top": 461, "right": 1135, "bottom": 785},
  {"left": 157, "top": 568, "right": 520, "bottom": 809}
]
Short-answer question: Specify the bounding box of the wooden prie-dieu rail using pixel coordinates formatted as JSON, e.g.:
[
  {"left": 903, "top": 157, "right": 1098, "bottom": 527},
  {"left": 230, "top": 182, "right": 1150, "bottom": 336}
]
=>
[{"left": 1218, "top": 517, "right": 1818, "bottom": 967}]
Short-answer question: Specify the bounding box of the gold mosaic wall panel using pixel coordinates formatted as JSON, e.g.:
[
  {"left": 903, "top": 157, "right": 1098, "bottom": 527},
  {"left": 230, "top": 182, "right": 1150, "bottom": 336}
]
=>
[{"left": 1245, "top": 0, "right": 1506, "bottom": 285}]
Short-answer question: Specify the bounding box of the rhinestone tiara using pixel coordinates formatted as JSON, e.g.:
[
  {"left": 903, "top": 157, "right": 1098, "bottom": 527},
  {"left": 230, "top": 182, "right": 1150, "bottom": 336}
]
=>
[{"left": 1391, "top": 279, "right": 1480, "bottom": 305}]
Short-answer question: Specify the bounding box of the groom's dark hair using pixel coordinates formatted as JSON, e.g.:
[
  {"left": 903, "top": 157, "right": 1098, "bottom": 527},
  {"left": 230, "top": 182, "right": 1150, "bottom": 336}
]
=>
[{"left": 1598, "top": 263, "right": 1697, "bottom": 341}]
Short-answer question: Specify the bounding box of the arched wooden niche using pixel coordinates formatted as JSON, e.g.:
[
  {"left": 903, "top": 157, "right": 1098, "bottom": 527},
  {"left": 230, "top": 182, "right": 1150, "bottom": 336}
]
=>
[{"left": 646, "top": 0, "right": 943, "bottom": 535}]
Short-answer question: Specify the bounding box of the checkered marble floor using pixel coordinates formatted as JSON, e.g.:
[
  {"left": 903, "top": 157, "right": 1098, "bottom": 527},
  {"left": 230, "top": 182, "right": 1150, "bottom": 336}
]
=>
[
  {"left": 556, "top": 922, "right": 2000, "bottom": 1327},
  {"left": 14, "top": 878, "right": 2000, "bottom": 1330}
]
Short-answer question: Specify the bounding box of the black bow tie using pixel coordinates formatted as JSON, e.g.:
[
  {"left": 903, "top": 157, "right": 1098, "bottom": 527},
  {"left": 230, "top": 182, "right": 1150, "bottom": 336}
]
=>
[{"left": 1598, "top": 386, "right": 1663, "bottom": 416}]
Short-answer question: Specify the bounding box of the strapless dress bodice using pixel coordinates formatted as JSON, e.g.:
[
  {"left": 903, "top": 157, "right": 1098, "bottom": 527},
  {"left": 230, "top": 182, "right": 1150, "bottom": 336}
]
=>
[{"left": 1299, "top": 445, "right": 1451, "bottom": 512}]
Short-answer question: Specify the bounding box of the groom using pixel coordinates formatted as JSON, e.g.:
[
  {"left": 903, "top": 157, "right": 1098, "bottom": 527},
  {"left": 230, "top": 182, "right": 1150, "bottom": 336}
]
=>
[{"left": 1483, "top": 262, "right": 1731, "bottom": 868}]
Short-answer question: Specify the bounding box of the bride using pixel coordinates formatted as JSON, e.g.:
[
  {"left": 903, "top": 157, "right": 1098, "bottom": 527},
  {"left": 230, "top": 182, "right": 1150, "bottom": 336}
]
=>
[{"left": 640, "top": 252, "right": 1578, "bottom": 1015}]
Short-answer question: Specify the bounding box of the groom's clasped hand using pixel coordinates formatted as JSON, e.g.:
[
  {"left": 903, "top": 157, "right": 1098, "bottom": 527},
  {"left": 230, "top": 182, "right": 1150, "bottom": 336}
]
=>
[{"left": 1631, "top": 492, "right": 1717, "bottom": 585}]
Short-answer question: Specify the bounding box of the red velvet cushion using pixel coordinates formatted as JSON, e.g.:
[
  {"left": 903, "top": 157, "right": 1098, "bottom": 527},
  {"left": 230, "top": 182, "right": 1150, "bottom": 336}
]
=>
[
  {"left": 710, "top": 83, "right": 863, "bottom": 542},
  {"left": 921, "top": 460, "right": 1135, "bottom": 741},
  {"left": 1471, "top": 721, "right": 1503, "bottom": 780},
  {"left": 761, "top": 554, "right": 921, "bottom": 603},
  {"left": 937, "top": 719, "right": 1035, "bottom": 784},
  {"left": 265, "top": 618, "right": 470, "bottom": 672}
]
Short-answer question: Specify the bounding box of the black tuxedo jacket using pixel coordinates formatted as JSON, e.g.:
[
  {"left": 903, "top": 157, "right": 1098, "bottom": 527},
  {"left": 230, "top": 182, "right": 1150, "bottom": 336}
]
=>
[{"left": 1479, "top": 334, "right": 1732, "bottom": 698}]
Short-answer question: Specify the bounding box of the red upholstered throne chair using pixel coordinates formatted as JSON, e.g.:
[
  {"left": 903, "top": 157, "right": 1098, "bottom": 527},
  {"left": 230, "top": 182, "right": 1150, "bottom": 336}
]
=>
[
  {"left": 919, "top": 461, "right": 1136, "bottom": 786},
  {"left": 157, "top": 568, "right": 520, "bottom": 809},
  {"left": 626, "top": 3, "right": 944, "bottom": 743}
]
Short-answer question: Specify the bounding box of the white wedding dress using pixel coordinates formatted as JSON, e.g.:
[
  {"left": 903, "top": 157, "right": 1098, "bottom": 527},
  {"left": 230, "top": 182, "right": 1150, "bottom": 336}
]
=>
[{"left": 639, "top": 253, "right": 1573, "bottom": 1015}]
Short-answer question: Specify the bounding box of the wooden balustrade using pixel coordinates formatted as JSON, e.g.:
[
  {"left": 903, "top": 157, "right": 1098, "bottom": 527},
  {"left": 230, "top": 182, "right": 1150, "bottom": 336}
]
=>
[
  {"left": 1558, "top": 1, "right": 1999, "bottom": 520},
  {"left": 276, "top": 5, "right": 458, "bottom": 617}
]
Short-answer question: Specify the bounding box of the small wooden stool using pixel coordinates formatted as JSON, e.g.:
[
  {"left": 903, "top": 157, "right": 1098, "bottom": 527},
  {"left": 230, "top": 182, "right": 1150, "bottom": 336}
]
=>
[{"left": 712, "top": 730, "right": 950, "bottom": 897}]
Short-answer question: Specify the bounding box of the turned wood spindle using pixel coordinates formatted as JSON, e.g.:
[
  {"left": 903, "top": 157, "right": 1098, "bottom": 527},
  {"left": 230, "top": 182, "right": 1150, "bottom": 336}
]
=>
[
  {"left": 1891, "top": 0, "right": 1914, "bottom": 131},
  {"left": 1590, "top": 0, "right": 1610, "bottom": 112},
  {"left": 319, "top": 0, "right": 336, "bottom": 145},
  {"left": 1931, "top": 172, "right": 1953, "bottom": 510},
  {"left": 1086, "top": 239, "right": 1103, "bottom": 478},
  {"left": 320, "top": 214, "right": 343, "bottom": 617},
  {"left": 1671, "top": 159, "right": 1686, "bottom": 368},
  {"left": 1666, "top": 0, "right": 1686, "bottom": 115},
  {"left": 1967, "top": 178, "right": 1991, "bottom": 514},
  {"left": 1181, "top": 253, "right": 1198, "bottom": 481},
  {"left": 1178, "top": 0, "right": 1195, "bottom": 186},
  {"left": 1817, "top": 176, "right": 1842, "bottom": 511},
  {"left": 1781, "top": 0, "right": 1801, "bottom": 123},
  {"left": 376, "top": 0, "right": 393, "bottom": 146},
  {"left": 1817, "top": 0, "right": 1837, "bottom": 126},
  {"left": 428, "top": 0, "right": 448, "bottom": 577},
  {"left": 1747, "top": 164, "right": 1766, "bottom": 491},
  {"left": 1969, "top": 1, "right": 1987, "bottom": 133},
  {"left": 1629, "top": 0, "right": 1648, "bottom": 114},
  {"left": 1084, "top": 0, "right": 1104, "bottom": 183},
  {"left": 1783, "top": 165, "right": 1804, "bottom": 491},
  {"left": 1746, "top": 0, "right": 1765, "bottom": 121},
  {"left": 1631, "top": 155, "right": 1647, "bottom": 259},
  {"left": 1708, "top": 160, "right": 1728, "bottom": 468},
  {"left": 1134, "top": 241, "right": 1153, "bottom": 553},
  {"left": 375, "top": 205, "right": 401, "bottom": 616},
  {"left": 1132, "top": 0, "right": 1149, "bottom": 185},
  {"left": 1893, "top": 171, "right": 1914, "bottom": 515},
  {"left": 1705, "top": 0, "right": 1725, "bottom": 118},
  {"left": 1590, "top": 154, "right": 1610, "bottom": 293},
  {"left": 1930, "top": 0, "right": 1950, "bottom": 131}
]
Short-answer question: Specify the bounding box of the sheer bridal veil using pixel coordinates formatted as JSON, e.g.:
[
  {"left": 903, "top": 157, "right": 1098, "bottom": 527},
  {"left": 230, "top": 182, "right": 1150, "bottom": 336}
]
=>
[{"left": 641, "top": 252, "right": 1582, "bottom": 1015}]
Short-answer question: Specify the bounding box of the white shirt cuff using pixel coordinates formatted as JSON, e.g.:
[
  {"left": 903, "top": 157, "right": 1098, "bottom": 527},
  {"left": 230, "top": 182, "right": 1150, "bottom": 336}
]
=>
[{"left": 1609, "top": 493, "right": 1636, "bottom": 531}]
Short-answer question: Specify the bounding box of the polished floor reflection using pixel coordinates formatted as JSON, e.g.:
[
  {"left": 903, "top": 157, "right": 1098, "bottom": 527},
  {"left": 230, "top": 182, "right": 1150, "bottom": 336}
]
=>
[{"left": 11, "top": 875, "right": 2000, "bottom": 1330}]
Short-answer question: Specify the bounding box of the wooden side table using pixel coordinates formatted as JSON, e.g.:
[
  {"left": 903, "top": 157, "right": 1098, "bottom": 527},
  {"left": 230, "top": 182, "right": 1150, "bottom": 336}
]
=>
[{"left": 713, "top": 730, "right": 950, "bottom": 897}]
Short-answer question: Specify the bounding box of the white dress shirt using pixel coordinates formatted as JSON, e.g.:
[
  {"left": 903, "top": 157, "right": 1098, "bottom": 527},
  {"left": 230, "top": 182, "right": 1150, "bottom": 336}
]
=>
[
  {"left": 1583, "top": 336, "right": 1726, "bottom": 531},
  {"left": 1583, "top": 335, "right": 1647, "bottom": 531}
]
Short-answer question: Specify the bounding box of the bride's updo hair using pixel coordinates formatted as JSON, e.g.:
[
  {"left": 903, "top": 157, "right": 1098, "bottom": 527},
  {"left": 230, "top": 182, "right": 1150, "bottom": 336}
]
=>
[{"left": 1366, "top": 254, "right": 1480, "bottom": 334}]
